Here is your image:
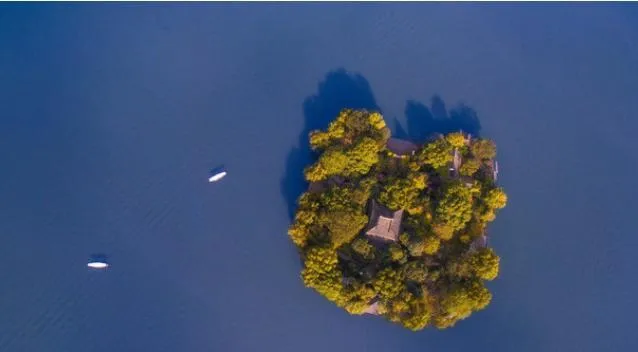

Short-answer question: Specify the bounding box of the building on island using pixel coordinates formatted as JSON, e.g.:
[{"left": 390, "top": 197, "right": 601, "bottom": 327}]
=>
[
  {"left": 448, "top": 147, "right": 462, "bottom": 178},
  {"left": 470, "top": 234, "right": 488, "bottom": 252},
  {"left": 363, "top": 299, "right": 380, "bottom": 315},
  {"left": 365, "top": 200, "right": 404, "bottom": 243},
  {"left": 484, "top": 159, "right": 499, "bottom": 182},
  {"left": 386, "top": 138, "right": 419, "bottom": 158}
]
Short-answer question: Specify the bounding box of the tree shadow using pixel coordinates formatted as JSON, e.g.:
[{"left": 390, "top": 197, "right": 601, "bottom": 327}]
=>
[
  {"left": 280, "top": 68, "right": 380, "bottom": 219},
  {"left": 403, "top": 95, "right": 482, "bottom": 144}
]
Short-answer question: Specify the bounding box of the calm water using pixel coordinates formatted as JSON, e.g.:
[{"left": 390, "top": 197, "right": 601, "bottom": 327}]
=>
[{"left": 1, "top": 4, "right": 637, "bottom": 352}]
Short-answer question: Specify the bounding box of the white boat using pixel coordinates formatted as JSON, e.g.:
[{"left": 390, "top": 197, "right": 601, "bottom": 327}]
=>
[
  {"left": 87, "top": 261, "right": 109, "bottom": 269},
  {"left": 208, "top": 171, "right": 227, "bottom": 183}
]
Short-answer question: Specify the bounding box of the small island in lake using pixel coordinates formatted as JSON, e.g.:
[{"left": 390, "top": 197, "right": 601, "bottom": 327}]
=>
[{"left": 288, "top": 109, "right": 507, "bottom": 331}]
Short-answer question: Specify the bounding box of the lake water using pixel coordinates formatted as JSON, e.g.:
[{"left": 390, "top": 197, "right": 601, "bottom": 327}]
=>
[{"left": 1, "top": 4, "right": 637, "bottom": 352}]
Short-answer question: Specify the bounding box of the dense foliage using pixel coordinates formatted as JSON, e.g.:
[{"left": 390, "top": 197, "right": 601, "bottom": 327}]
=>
[{"left": 288, "top": 109, "right": 508, "bottom": 331}]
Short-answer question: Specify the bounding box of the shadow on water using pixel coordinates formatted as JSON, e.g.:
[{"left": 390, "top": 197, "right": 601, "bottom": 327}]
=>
[
  {"left": 395, "top": 95, "right": 482, "bottom": 144},
  {"left": 280, "top": 68, "right": 380, "bottom": 219}
]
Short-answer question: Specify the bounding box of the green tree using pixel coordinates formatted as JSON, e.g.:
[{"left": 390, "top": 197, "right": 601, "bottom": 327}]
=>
[
  {"left": 351, "top": 237, "right": 375, "bottom": 260},
  {"left": 419, "top": 139, "right": 453, "bottom": 169},
  {"left": 431, "top": 223, "right": 453, "bottom": 240},
  {"left": 433, "top": 279, "right": 492, "bottom": 329},
  {"left": 389, "top": 243, "right": 407, "bottom": 263},
  {"left": 446, "top": 132, "right": 467, "bottom": 148},
  {"left": 372, "top": 268, "right": 405, "bottom": 300},
  {"left": 309, "top": 130, "right": 333, "bottom": 151},
  {"left": 459, "top": 157, "right": 481, "bottom": 176},
  {"left": 368, "top": 111, "right": 388, "bottom": 130},
  {"left": 407, "top": 239, "right": 425, "bottom": 257},
  {"left": 319, "top": 209, "right": 368, "bottom": 248},
  {"left": 288, "top": 223, "right": 311, "bottom": 248},
  {"left": 435, "top": 183, "right": 474, "bottom": 231},
  {"left": 484, "top": 187, "right": 508, "bottom": 210},
  {"left": 318, "top": 186, "right": 355, "bottom": 209},
  {"left": 302, "top": 246, "right": 347, "bottom": 305},
  {"left": 351, "top": 177, "right": 377, "bottom": 206},
  {"left": 346, "top": 137, "right": 382, "bottom": 175},
  {"left": 447, "top": 248, "right": 500, "bottom": 281},
  {"left": 469, "top": 248, "right": 500, "bottom": 281},
  {"left": 311, "top": 148, "right": 349, "bottom": 181},
  {"left": 343, "top": 281, "right": 378, "bottom": 315},
  {"left": 401, "top": 299, "right": 432, "bottom": 331},
  {"left": 379, "top": 178, "right": 419, "bottom": 213},
  {"left": 403, "top": 261, "right": 428, "bottom": 284},
  {"left": 423, "top": 235, "right": 441, "bottom": 255},
  {"left": 470, "top": 139, "right": 496, "bottom": 160},
  {"left": 409, "top": 172, "right": 428, "bottom": 190}
]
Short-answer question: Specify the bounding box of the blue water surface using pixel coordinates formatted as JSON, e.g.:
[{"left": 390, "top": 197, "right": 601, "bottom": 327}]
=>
[{"left": 1, "top": 4, "right": 637, "bottom": 352}]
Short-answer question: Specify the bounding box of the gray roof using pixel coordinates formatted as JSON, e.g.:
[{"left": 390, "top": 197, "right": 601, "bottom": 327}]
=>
[
  {"left": 365, "top": 200, "right": 403, "bottom": 242},
  {"left": 386, "top": 138, "right": 419, "bottom": 156},
  {"left": 364, "top": 301, "right": 380, "bottom": 315},
  {"left": 470, "top": 235, "right": 488, "bottom": 251},
  {"left": 453, "top": 148, "right": 462, "bottom": 170},
  {"left": 484, "top": 159, "right": 499, "bottom": 181}
]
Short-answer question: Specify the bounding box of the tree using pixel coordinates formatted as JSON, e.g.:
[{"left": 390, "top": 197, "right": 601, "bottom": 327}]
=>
[
  {"left": 309, "top": 130, "right": 333, "bottom": 151},
  {"left": 459, "top": 157, "right": 481, "bottom": 176},
  {"left": 409, "top": 172, "right": 428, "bottom": 190},
  {"left": 407, "top": 239, "right": 425, "bottom": 257},
  {"left": 351, "top": 237, "right": 375, "bottom": 260},
  {"left": 304, "top": 148, "right": 348, "bottom": 182},
  {"left": 379, "top": 178, "right": 422, "bottom": 214},
  {"left": 288, "top": 193, "right": 322, "bottom": 247},
  {"left": 446, "top": 132, "right": 467, "bottom": 148},
  {"left": 302, "top": 246, "right": 347, "bottom": 305},
  {"left": 484, "top": 187, "right": 508, "bottom": 210},
  {"left": 403, "top": 261, "right": 428, "bottom": 284},
  {"left": 401, "top": 299, "right": 432, "bottom": 331},
  {"left": 319, "top": 208, "right": 368, "bottom": 248},
  {"left": 288, "top": 222, "right": 311, "bottom": 248},
  {"left": 372, "top": 268, "right": 405, "bottom": 300},
  {"left": 432, "top": 223, "right": 455, "bottom": 241},
  {"left": 470, "top": 139, "right": 496, "bottom": 160},
  {"left": 419, "top": 139, "right": 453, "bottom": 169},
  {"left": 368, "top": 111, "right": 387, "bottom": 130},
  {"left": 423, "top": 235, "right": 441, "bottom": 255},
  {"left": 469, "top": 248, "right": 500, "bottom": 281},
  {"left": 433, "top": 279, "right": 492, "bottom": 329},
  {"left": 343, "top": 281, "right": 377, "bottom": 315},
  {"left": 435, "top": 184, "right": 474, "bottom": 231},
  {"left": 351, "top": 177, "right": 377, "bottom": 206},
  {"left": 346, "top": 137, "right": 381, "bottom": 175},
  {"left": 389, "top": 243, "right": 407, "bottom": 263},
  {"left": 447, "top": 248, "right": 500, "bottom": 281}
]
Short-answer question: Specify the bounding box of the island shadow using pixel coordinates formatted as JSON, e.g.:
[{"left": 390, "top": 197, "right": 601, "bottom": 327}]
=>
[
  {"left": 397, "top": 95, "right": 482, "bottom": 144},
  {"left": 281, "top": 68, "right": 380, "bottom": 219}
]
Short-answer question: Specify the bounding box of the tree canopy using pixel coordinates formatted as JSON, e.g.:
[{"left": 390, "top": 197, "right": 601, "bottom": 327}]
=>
[{"left": 289, "top": 109, "right": 507, "bottom": 331}]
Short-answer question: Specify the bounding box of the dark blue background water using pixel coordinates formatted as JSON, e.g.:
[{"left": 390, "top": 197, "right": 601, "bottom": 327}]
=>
[{"left": 1, "top": 4, "right": 637, "bottom": 352}]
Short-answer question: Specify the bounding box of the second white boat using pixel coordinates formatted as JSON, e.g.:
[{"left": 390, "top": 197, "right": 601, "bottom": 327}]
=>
[{"left": 208, "top": 171, "right": 227, "bottom": 183}]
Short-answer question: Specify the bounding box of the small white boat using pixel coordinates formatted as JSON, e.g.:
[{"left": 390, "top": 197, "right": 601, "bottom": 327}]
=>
[
  {"left": 87, "top": 261, "right": 109, "bottom": 269},
  {"left": 208, "top": 171, "right": 227, "bottom": 183}
]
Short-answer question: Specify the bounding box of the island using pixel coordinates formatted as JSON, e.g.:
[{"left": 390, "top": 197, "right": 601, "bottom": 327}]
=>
[{"left": 288, "top": 109, "right": 508, "bottom": 331}]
